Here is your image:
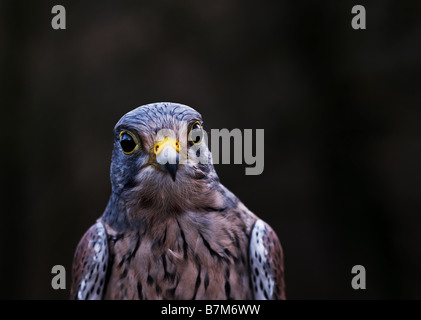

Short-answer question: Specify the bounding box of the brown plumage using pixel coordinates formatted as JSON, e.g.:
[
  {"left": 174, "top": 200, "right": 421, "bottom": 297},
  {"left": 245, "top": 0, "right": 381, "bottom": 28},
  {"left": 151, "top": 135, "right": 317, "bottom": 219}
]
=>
[{"left": 70, "top": 102, "right": 286, "bottom": 300}]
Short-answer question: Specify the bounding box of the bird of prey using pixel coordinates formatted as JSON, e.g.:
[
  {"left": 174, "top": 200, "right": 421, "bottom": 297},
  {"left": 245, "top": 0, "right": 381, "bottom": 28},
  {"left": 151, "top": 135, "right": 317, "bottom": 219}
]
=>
[{"left": 70, "top": 102, "right": 286, "bottom": 300}]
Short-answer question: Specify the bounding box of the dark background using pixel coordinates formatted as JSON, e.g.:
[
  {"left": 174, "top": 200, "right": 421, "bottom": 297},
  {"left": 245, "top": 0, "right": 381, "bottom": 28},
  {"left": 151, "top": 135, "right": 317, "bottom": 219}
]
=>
[{"left": 1, "top": 0, "right": 420, "bottom": 299}]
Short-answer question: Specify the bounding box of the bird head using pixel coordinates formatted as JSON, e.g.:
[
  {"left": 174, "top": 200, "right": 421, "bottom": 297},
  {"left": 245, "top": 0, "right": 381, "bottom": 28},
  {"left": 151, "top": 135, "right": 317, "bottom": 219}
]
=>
[{"left": 108, "top": 102, "right": 218, "bottom": 215}]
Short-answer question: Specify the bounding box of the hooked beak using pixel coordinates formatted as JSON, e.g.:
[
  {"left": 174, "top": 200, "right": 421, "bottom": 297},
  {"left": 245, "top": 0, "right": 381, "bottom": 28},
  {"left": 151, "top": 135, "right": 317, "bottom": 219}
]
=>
[{"left": 154, "top": 137, "right": 180, "bottom": 181}]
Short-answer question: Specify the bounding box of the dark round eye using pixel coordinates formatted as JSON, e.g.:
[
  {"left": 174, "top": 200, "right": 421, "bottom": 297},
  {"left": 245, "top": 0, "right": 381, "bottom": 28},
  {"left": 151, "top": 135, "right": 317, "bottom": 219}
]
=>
[
  {"left": 189, "top": 121, "right": 203, "bottom": 146},
  {"left": 119, "top": 131, "right": 139, "bottom": 154}
]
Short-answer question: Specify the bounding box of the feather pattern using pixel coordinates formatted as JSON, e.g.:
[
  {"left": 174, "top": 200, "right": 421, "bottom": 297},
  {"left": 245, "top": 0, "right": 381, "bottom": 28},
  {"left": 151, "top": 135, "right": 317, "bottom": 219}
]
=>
[
  {"left": 70, "top": 221, "right": 108, "bottom": 300},
  {"left": 249, "top": 219, "right": 286, "bottom": 299}
]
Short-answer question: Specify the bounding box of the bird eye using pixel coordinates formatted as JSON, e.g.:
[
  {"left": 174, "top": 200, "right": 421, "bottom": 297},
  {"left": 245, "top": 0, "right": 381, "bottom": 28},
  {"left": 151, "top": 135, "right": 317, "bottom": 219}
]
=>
[
  {"left": 119, "top": 131, "right": 139, "bottom": 154},
  {"left": 189, "top": 121, "right": 203, "bottom": 146}
]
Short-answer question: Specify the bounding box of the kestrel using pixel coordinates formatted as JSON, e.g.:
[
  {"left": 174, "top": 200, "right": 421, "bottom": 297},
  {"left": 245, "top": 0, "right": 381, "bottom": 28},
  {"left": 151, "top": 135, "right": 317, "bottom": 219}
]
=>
[{"left": 70, "top": 102, "right": 286, "bottom": 300}]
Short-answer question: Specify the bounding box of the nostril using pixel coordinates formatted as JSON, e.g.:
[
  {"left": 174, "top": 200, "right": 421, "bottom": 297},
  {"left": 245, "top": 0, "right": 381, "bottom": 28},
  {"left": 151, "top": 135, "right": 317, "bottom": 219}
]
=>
[{"left": 154, "top": 145, "right": 159, "bottom": 154}]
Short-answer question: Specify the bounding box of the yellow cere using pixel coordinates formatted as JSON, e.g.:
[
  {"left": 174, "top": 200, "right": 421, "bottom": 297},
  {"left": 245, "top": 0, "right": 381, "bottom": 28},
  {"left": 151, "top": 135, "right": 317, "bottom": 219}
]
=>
[{"left": 154, "top": 136, "right": 180, "bottom": 155}]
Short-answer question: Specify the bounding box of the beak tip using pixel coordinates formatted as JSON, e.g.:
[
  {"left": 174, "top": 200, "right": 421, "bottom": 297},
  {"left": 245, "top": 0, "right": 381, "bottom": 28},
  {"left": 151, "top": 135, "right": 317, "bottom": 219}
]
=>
[{"left": 164, "top": 162, "right": 178, "bottom": 181}]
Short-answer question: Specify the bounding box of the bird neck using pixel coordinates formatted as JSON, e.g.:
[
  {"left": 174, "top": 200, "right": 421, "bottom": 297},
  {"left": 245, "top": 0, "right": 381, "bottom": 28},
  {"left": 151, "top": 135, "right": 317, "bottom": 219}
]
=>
[
  {"left": 102, "top": 178, "right": 228, "bottom": 233},
  {"left": 102, "top": 192, "right": 131, "bottom": 232}
]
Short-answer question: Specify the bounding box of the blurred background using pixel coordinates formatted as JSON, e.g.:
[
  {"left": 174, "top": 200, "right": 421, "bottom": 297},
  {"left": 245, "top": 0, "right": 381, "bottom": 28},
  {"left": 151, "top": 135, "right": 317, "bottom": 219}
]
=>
[{"left": 0, "top": 0, "right": 420, "bottom": 299}]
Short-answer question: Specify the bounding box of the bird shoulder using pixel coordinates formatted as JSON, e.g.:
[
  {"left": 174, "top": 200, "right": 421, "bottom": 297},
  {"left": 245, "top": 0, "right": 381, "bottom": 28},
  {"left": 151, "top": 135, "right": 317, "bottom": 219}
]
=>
[{"left": 70, "top": 220, "right": 109, "bottom": 300}]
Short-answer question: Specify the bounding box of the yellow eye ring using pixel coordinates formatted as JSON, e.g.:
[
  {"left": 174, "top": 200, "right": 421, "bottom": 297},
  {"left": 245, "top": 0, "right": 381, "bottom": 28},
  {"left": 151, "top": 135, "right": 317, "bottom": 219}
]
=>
[
  {"left": 189, "top": 121, "right": 203, "bottom": 146},
  {"left": 119, "top": 131, "right": 140, "bottom": 155}
]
